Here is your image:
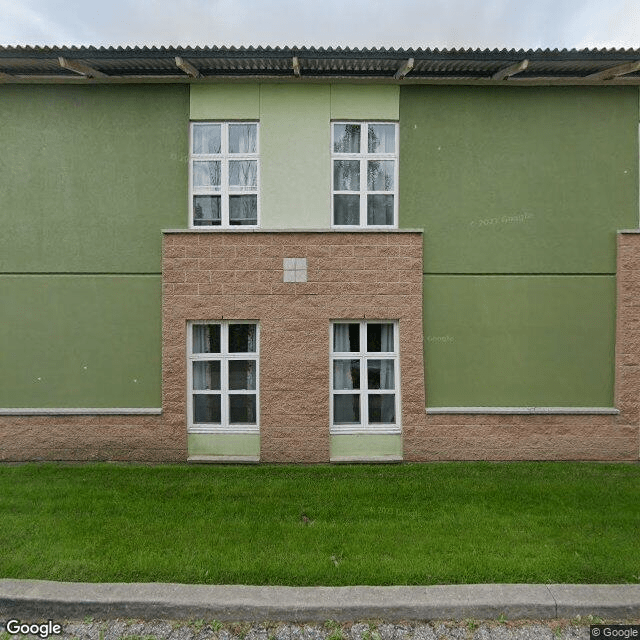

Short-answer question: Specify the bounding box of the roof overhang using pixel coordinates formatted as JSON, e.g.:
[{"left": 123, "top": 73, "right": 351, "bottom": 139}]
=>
[{"left": 1, "top": 45, "right": 640, "bottom": 85}]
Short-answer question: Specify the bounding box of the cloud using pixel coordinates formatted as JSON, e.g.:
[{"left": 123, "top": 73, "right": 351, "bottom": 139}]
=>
[{"left": 0, "top": 0, "right": 637, "bottom": 49}]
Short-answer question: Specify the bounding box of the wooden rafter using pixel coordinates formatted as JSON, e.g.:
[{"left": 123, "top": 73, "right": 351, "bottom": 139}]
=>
[
  {"left": 394, "top": 58, "right": 414, "bottom": 80},
  {"left": 292, "top": 56, "right": 301, "bottom": 77},
  {"left": 175, "top": 56, "right": 201, "bottom": 78},
  {"left": 586, "top": 60, "right": 640, "bottom": 81},
  {"left": 58, "top": 57, "right": 107, "bottom": 78},
  {"left": 492, "top": 59, "right": 529, "bottom": 81}
]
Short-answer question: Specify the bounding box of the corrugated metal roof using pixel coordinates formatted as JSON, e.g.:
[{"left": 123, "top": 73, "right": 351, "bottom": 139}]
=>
[{"left": 1, "top": 45, "right": 639, "bottom": 83}]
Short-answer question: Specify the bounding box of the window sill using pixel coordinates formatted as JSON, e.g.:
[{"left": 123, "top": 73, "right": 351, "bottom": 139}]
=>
[
  {"left": 425, "top": 407, "right": 620, "bottom": 415},
  {"left": 330, "top": 455, "right": 403, "bottom": 463},
  {"left": 188, "top": 455, "right": 260, "bottom": 464},
  {"left": 0, "top": 407, "right": 162, "bottom": 415},
  {"left": 188, "top": 426, "right": 260, "bottom": 434},
  {"left": 330, "top": 427, "right": 402, "bottom": 435}
]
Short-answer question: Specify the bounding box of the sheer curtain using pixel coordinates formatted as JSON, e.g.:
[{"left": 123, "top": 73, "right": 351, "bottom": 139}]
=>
[
  {"left": 229, "top": 124, "right": 257, "bottom": 153},
  {"left": 380, "top": 324, "right": 394, "bottom": 351}
]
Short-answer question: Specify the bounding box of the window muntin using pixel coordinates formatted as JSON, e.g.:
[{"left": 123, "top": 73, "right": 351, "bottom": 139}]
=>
[
  {"left": 188, "top": 321, "right": 259, "bottom": 433},
  {"left": 190, "top": 123, "right": 259, "bottom": 228},
  {"left": 331, "top": 321, "right": 400, "bottom": 433},
  {"left": 332, "top": 122, "right": 398, "bottom": 228}
]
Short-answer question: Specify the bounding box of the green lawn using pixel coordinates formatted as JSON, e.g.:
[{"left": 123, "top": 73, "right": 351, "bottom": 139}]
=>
[{"left": 1, "top": 462, "right": 638, "bottom": 585}]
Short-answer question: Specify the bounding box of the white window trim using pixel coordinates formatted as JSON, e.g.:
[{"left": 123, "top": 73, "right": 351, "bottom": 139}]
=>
[
  {"left": 187, "top": 320, "right": 260, "bottom": 434},
  {"left": 189, "top": 122, "right": 260, "bottom": 229},
  {"left": 330, "top": 320, "right": 401, "bottom": 435},
  {"left": 331, "top": 121, "right": 399, "bottom": 229}
]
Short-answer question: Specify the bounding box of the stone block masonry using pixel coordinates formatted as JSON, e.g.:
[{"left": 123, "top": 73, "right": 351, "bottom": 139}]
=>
[
  {"left": 1, "top": 231, "right": 638, "bottom": 462},
  {"left": 162, "top": 231, "right": 426, "bottom": 464}
]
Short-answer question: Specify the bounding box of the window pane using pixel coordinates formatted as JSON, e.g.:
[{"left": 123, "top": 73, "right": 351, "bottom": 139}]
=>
[
  {"left": 368, "top": 394, "right": 396, "bottom": 423},
  {"left": 193, "top": 394, "right": 221, "bottom": 423},
  {"left": 334, "top": 394, "right": 361, "bottom": 424},
  {"left": 367, "top": 160, "right": 394, "bottom": 191},
  {"left": 229, "top": 324, "right": 257, "bottom": 352},
  {"left": 229, "top": 360, "right": 257, "bottom": 390},
  {"left": 334, "top": 160, "right": 360, "bottom": 191},
  {"left": 368, "top": 124, "right": 395, "bottom": 153},
  {"left": 334, "top": 194, "right": 360, "bottom": 225},
  {"left": 229, "top": 195, "right": 257, "bottom": 225},
  {"left": 193, "top": 196, "right": 221, "bottom": 226},
  {"left": 193, "top": 161, "right": 221, "bottom": 188},
  {"left": 333, "top": 359, "right": 360, "bottom": 390},
  {"left": 333, "top": 124, "right": 360, "bottom": 153},
  {"left": 229, "top": 124, "right": 257, "bottom": 153},
  {"left": 229, "top": 160, "right": 257, "bottom": 188},
  {"left": 193, "top": 124, "right": 221, "bottom": 154},
  {"left": 229, "top": 394, "right": 257, "bottom": 423},
  {"left": 367, "top": 324, "right": 394, "bottom": 352},
  {"left": 193, "top": 324, "right": 221, "bottom": 353},
  {"left": 193, "top": 361, "right": 221, "bottom": 390},
  {"left": 333, "top": 323, "right": 360, "bottom": 352},
  {"left": 367, "top": 194, "right": 394, "bottom": 225},
  {"left": 367, "top": 360, "right": 394, "bottom": 390}
]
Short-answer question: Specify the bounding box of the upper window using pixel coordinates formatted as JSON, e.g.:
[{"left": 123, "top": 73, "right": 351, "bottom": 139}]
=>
[
  {"left": 332, "top": 122, "right": 398, "bottom": 228},
  {"left": 190, "top": 122, "right": 259, "bottom": 228},
  {"left": 330, "top": 321, "right": 400, "bottom": 434},
  {"left": 187, "top": 321, "right": 259, "bottom": 433}
]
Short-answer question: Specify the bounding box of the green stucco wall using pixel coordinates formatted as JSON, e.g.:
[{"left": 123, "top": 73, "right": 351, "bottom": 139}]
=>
[
  {"left": 190, "top": 84, "right": 260, "bottom": 120},
  {"left": 330, "top": 85, "right": 399, "bottom": 120},
  {"left": 401, "top": 85, "right": 637, "bottom": 407},
  {"left": 423, "top": 275, "right": 616, "bottom": 407},
  {"left": 0, "top": 276, "right": 161, "bottom": 407},
  {"left": 330, "top": 434, "right": 402, "bottom": 459},
  {"left": 260, "top": 84, "right": 331, "bottom": 228},
  {"left": 400, "top": 86, "right": 639, "bottom": 274},
  {"left": 0, "top": 85, "right": 189, "bottom": 273},
  {"left": 0, "top": 84, "right": 188, "bottom": 408},
  {"left": 189, "top": 83, "right": 399, "bottom": 229},
  {"left": 188, "top": 433, "right": 260, "bottom": 457}
]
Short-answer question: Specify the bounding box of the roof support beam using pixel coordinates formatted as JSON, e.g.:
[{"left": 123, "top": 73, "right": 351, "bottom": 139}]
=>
[
  {"left": 58, "top": 57, "right": 107, "bottom": 78},
  {"left": 292, "top": 56, "right": 301, "bottom": 77},
  {"left": 492, "top": 58, "right": 529, "bottom": 80},
  {"left": 394, "top": 57, "right": 414, "bottom": 80},
  {"left": 175, "top": 56, "right": 201, "bottom": 78},
  {"left": 586, "top": 60, "right": 640, "bottom": 81}
]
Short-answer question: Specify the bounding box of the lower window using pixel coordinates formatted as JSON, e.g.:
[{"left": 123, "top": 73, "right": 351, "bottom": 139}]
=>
[
  {"left": 330, "top": 320, "right": 400, "bottom": 434},
  {"left": 187, "top": 321, "right": 259, "bottom": 433}
]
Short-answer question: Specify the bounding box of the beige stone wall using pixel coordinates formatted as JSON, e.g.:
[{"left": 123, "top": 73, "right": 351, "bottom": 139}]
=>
[
  {"left": 163, "top": 231, "right": 425, "bottom": 464},
  {"left": 2, "top": 231, "right": 638, "bottom": 463}
]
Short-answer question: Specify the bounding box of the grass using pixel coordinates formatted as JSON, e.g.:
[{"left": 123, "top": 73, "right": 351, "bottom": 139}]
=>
[{"left": 0, "top": 461, "right": 639, "bottom": 585}]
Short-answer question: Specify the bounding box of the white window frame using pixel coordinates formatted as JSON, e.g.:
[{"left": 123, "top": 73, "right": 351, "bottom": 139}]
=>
[
  {"left": 330, "top": 320, "right": 401, "bottom": 435},
  {"left": 187, "top": 321, "right": 260, "bottom": 434},
  {"left": 189, "top": 122, "right": 260, "bottom": 229},
  {"left": 331, "top": 121, "right": 399, "bottom": 228}
]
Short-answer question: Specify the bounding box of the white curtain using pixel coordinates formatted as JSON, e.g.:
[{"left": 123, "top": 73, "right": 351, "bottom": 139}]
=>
[
  {"left": 193, "top": 361, "right": 220, "bottom": 390},
  {"left": 229, "top": 124, "right": 257, "bottom": 153},
  {"left": 368, "top": 124, "right": 395, "bottom": 153},
  {"left": 334, "top": 359, "right": 359, "bottom": 390},
  {"left": 193, "top": 325, "right": 220, "bottom": 353}
]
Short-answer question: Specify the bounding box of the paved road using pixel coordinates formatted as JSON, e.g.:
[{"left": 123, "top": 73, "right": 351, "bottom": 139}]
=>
[
  {"left": 2, "top": 581, "right": 640, "bottom": 640},
  {"left": 0, "top": 617, "right": 608, "bottom": 640}
]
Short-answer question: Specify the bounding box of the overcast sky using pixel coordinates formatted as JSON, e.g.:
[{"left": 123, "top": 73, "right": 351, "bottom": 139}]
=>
[{"left": 1, "top": 0, "right": 638, "bottom": 50}]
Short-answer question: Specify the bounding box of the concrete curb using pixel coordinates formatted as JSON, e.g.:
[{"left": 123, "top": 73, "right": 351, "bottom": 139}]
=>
[{"left": 1, "top": 581, "right": 640, "bottom": 622}]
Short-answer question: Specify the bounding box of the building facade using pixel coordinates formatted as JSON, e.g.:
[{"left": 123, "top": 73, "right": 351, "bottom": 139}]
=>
[{"left": 1, "top": 46, "right": 639, "bottom": 462}]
